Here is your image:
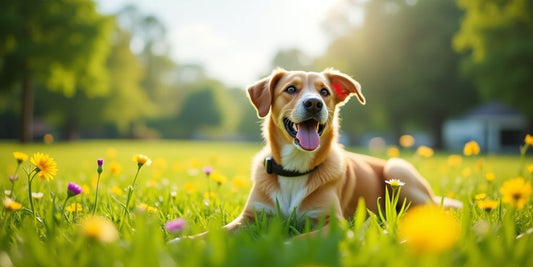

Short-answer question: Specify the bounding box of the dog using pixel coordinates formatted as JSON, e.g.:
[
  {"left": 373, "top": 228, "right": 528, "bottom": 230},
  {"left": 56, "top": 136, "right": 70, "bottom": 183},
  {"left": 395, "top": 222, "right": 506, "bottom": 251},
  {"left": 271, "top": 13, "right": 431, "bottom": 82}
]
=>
[{"left": 189, "top": 68, "right": 460, "bottom": 239}]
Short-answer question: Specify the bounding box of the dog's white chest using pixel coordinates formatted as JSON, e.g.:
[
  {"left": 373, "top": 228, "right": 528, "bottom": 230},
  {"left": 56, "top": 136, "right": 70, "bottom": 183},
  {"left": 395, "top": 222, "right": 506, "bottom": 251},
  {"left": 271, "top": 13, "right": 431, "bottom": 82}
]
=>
[{"left": 271, "top": 175, "right": 308, "bottom": 217}]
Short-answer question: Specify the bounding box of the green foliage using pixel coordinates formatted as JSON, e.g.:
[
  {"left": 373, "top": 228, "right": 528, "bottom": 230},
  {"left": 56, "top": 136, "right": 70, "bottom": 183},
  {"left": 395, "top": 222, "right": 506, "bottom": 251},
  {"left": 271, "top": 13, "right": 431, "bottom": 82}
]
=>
[
  {"left": 317, "top": 0, "right": 479, "bottom": 146},
  {"left": 454, "top": 0, "right": 533, "bottom": 117},
  {"left": 1, "top": 141, "right": 533, "bottom": 266},
  {"left": 0, "top": 0, "right": 112, "bottom": 96}
]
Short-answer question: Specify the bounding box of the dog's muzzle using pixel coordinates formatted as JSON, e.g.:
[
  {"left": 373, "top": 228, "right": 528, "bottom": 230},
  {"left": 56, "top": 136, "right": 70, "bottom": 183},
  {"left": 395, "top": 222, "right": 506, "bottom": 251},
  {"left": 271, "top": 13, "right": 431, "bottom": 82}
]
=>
[{"left": 284, "top": 97, "right": 327, "bottom": 151}]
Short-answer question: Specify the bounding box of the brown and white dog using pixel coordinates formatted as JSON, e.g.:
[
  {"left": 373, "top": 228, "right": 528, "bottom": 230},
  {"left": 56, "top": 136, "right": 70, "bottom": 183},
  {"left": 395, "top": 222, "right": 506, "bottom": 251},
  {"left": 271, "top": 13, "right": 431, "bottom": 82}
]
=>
[{"left": 192, "top": 68, "right": 459, "bottom": 238}]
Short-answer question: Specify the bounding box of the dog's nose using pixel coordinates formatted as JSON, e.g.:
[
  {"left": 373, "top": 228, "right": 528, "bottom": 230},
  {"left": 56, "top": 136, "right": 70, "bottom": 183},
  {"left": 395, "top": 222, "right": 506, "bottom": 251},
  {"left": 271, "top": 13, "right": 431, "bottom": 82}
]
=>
[{"left": 303, "top": 98, "right": 323, "bottom": 113}]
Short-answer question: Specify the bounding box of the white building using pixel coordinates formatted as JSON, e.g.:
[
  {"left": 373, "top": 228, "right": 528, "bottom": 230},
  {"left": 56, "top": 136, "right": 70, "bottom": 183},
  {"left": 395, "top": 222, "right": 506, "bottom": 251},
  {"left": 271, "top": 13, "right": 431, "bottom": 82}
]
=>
[{"left": 443, "top": 102, "right": 529, "bottom": 153}]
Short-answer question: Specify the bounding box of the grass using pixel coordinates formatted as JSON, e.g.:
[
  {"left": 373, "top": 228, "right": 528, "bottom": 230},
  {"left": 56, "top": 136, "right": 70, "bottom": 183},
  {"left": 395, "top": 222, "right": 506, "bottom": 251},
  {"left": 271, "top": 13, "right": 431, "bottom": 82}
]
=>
[{"left": 1, "top": 140, "right": 533, "bottom": 267}]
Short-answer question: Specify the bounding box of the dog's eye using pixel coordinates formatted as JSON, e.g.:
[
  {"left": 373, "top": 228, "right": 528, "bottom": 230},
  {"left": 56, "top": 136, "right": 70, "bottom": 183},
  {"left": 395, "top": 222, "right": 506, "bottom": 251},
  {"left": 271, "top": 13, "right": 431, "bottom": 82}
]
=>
[
  {"left": 285, "top": 86, "right": 297, "bottom": 94},
  {"left": 320, "top": 88, "right": 330, "bottom": 97}
]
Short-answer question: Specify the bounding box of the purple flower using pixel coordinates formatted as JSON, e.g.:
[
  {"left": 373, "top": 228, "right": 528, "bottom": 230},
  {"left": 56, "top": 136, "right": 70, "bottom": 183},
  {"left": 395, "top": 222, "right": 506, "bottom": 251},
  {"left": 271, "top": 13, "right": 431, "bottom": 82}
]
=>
[
  {"left": 67, "top": 182, "right": 83, "bottom": 197},
  {"left": 203, "top": 167, "right": 213, "bottom": 175},
  {"left": 9, "top": 175, "right": 18, "bottom": 182},
  {"left": 165, "top": 218, "right": 186, "bottom": 232},
  {"left": 97, "top": 158, "right": 104, "bottom": 174}
]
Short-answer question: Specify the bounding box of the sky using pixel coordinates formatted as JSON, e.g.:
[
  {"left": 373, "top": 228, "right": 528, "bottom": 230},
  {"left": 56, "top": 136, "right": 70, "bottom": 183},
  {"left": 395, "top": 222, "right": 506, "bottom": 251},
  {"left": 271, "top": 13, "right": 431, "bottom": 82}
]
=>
[{"left": 95, "top": 0, "right": 339, "bottom": 88}]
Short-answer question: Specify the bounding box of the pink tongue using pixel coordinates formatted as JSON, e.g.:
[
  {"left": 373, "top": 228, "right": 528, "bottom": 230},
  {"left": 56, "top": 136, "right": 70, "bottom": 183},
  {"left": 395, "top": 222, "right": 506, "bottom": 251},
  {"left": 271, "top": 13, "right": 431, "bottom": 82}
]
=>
[{"left": 296, "top": 120, "right": 320, "bottom": 151}]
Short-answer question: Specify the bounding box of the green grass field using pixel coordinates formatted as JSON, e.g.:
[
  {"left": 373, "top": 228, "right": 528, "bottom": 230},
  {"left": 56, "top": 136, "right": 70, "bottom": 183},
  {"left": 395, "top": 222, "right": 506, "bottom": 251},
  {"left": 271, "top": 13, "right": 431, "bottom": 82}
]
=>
[{"left": 1, "top": 140, "right": 532, "bottom": 267}]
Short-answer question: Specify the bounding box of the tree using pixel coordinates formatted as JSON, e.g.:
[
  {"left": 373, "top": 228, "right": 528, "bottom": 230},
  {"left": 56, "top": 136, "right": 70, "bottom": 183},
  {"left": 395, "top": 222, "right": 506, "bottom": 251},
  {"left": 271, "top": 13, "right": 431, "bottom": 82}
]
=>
[
  {"left": 0, "top": 0, "right": 112, "bottom": 142},
  {"left": 271, "top": 48, "right": 313, "bottom": 71},
  {"left": 317, "top": 0, "right": 478, "bottom": 148},
  {"left": 454, "top": 0, "right": 533, "bottom": 120}
]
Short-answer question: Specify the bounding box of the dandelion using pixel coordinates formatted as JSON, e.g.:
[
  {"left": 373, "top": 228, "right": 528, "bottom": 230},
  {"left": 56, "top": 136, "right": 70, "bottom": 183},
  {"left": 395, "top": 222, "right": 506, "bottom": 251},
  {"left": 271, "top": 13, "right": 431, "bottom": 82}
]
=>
[
  {"left": 398, "top": 205, "right": 460, "bottom": 254},
  {"left": 4, "top": 197, "right": 22, "bottom": 211},
  {"left": 183, "top": 183, "right": 197, "bottom": 194},
  {"left": 13, "top": 152, "right": 28, "bottom": 163},
  {"left": 203, "top": 192, "right": 216, "bottom": 199},
  {"left": 80, "top": 216, "right": 118, "bottom": 243},
  {"left": 30, "top": 152, "right": 57, "bottom": 181},
  {"left": 528, "top": 164, "right": 533, "bottom": 174},
  {"left": 93, "top": 159, "right": 104, "bottom": 214},
  {"left": 109, "top": 161, "right": 122, "bottom": 176},
  {"left": 476, "top": 199, "right": 498, "bottom": 212},
  {"left": 485, "top": 172, "right": 496, "bottom": 182},
  {"left": 387, "top": 146, "right": 400, "bottom": 158},
  {"left": 447, "top": 155, "right": 462, "bottom": 167},
  {"left": 525, "top": 134, "right": 533, "bottom": 146},
  {"left": 385, "top": 179, "right": 406, "bottom": 189},
  {"left": 474, "top": 193, "right": 486, "bottom": 200},
  {"left": 416, "top": 146, "right": 434, "bottom": 158},
  {"left": 211, "top": 173, "right": 228, "bottom": 186},
  {"left": 121, "top": 154, "right": 151, "bottom": 230},
  {"left": 136, "top": 203, "right": 158, "bottom": 213},
  {"left": 165, "top": 218, "right": 186, "bottom": 233},
  {"left": 110, "top": 186, "right": 123, "bottom": 196},
  {"left": 462, "top": 168, "right": 471, "bottom": 178},
  {"left": 66, "top": 203, "right": 83, "bottom": 213},
  {"left": 500, "top": 177, "right": 532, "bottom": 210},
  {"left": 399, "top": 135, "right": 415, "bottom": 148},
  {"left": 133, "top": 154, "right": 152, "bottom": 167},
  {"left": 463, "top": 140, "right": 481, "bottom": 156},
  {"left": 232, "top": 175, "right": 249, "bottom": 191}
]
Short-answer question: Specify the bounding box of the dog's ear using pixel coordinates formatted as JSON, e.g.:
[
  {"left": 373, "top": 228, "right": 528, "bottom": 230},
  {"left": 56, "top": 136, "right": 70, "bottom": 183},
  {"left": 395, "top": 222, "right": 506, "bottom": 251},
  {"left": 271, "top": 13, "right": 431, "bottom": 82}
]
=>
[
  {"left": 323, "top": 68, "right": 365, "bottom": 105},
  {"left": 247, "top": 68, "right": 286, "bottom": 118}
]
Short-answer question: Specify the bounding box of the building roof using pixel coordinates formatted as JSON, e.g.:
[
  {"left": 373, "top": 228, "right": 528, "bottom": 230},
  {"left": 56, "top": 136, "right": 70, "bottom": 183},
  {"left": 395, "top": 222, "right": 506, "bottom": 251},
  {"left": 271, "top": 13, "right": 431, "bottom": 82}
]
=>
[{"left": 464, "top": 101, "right": 524, "bottom": 118}]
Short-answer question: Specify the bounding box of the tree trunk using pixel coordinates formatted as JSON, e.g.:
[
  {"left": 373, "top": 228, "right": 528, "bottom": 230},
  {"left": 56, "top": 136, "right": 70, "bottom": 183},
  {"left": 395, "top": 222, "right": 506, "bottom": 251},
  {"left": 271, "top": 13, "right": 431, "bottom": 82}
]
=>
[{"left": 20, "top": 67, "right": 33, "bottom": 143}]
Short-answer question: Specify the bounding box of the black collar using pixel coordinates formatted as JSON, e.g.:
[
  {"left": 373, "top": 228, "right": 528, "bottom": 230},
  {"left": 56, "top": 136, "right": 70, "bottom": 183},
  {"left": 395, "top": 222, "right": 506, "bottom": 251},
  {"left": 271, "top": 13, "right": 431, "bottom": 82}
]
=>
[{"left": 263, "top": 156, "right": 319, "bottom": 177}]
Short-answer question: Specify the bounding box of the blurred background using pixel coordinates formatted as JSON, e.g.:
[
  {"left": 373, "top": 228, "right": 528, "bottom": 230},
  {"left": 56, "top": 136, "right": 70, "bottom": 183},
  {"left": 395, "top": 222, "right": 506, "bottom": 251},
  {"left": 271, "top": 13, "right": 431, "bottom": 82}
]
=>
[{"left": 0, "top": 0, "right": 531, "bottom": 153}]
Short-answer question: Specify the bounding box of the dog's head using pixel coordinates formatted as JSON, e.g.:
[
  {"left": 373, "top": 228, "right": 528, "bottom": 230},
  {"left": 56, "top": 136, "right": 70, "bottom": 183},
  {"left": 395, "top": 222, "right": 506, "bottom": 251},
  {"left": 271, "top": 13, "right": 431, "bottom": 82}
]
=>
[{"left": 247, "top": 68, "right": 365, "bottom": 152}]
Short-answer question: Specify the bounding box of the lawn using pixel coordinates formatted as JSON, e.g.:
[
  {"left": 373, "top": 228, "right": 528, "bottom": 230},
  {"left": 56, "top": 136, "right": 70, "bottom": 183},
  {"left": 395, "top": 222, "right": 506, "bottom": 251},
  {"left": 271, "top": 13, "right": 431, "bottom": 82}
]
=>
[{"left": 1, "top": 139, "right": 533, "bottom": 267}]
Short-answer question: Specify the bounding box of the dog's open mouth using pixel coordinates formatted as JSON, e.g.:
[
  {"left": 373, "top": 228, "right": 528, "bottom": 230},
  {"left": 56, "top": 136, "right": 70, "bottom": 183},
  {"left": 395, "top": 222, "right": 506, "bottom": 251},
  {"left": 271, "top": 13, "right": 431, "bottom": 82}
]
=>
[{"left": 284, "top": 118, "right": 325, "bottom": 151}]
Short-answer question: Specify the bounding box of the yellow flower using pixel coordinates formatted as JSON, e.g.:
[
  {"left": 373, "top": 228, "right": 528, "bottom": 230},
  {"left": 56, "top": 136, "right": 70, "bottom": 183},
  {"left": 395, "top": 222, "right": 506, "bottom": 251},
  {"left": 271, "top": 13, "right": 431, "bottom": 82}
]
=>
[
  {"left": 474, "top": 193, "right": 486, "bottom": 200},
  {"left": 30, "top": 152, "right": 58, "bottom": 181},
  {"left": 462, "top": 167, "right": 471, "bottom": 178},
  {"left": 399, "top": 135, "right": 415, "bottom": 148},
  {"left": 387, "top": 146, "right": 400, "bottom": 158},
  {"left": 13, "top": 152, "right": 28, "bottom": 163},
  {"left": 476, "top": 199, "right": 499, "bottom": 212},
  {"left": 203, "top": 192, "right": 217, "bottom": 199},
  {"left": 66, "top": 203, "right": 83, "bottom": 213},
  {"left": 525, "top": 134, "right": 533, "bottom": 146},
  {"left": 463, "top": 140, "right": 481, "bottom": 156},
  {"left": 211, "top": 173, "right": 228, "bottom": 186},
  {"left": 4, "top": 197, "right": 22, "bottom": 211},
  {"left": 485, "top": 172, "right": 496, "bottom": 182},
  {"left": 80, "top": 216, "right": 118, "bottom": 243},
  {"left": 110, "top": 186, "right": 123, "bottom": 196},
  {"left": 183, "top": 182, "right": 197, "bottom": 194},
  {"left": 232, "top": 175, "right": 250, "bottom": 190},
  {"left": 133, "top": 154, "right": 152, "bottom": 166},
  {"left": 527, "top": 164, "right": 533, "bottom": 174},
  {"left": 137, "top": 203, "right": 158, "bottom": 213},
  {"left": 500, "top": 177, "right": 532, "bottom": 210},
  {"left": 109, "top": 161, "right": 122, "bottom": 175},
  {"left": 82, "top": 184, "right": 91, "bottom": 195},
  {"left": 398, "top": 205, "right": 460, "bottom": 254},
  {"left": 447, "top": 155, "right": 462, "bottom": 167},
  {"left": 416, "top": 146, "right": 434, "bottom": 158}
]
